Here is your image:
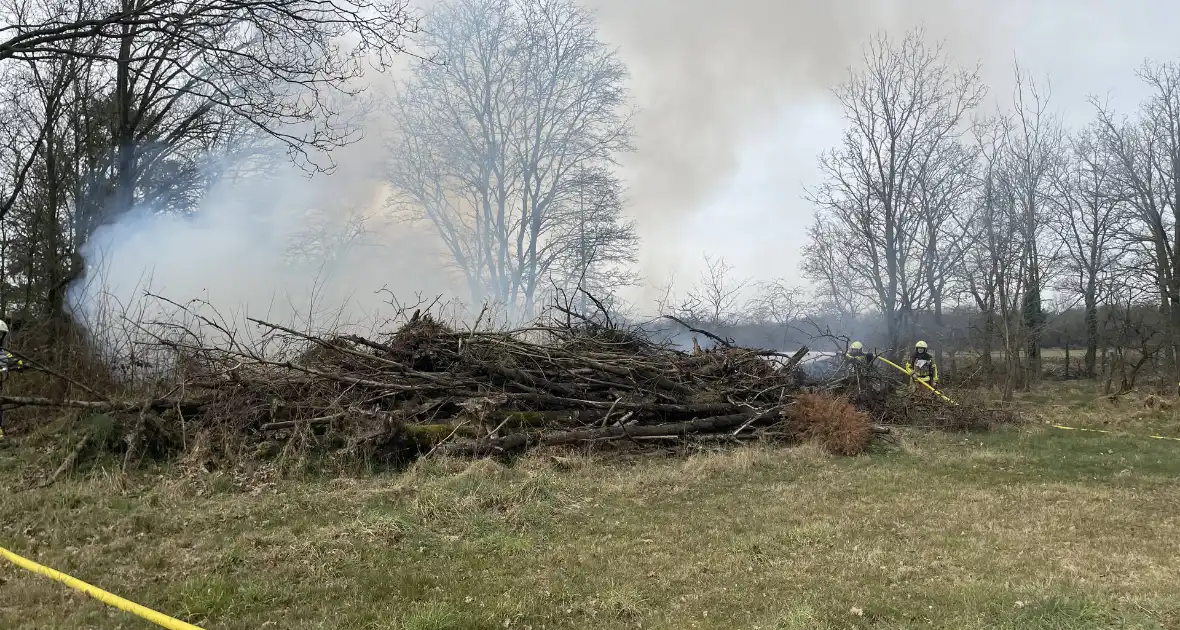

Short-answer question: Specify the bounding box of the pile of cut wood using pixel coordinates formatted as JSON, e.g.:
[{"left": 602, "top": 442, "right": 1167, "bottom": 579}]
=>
[{"left": 1, "top": 307, "right": 988, "bottom": 468}]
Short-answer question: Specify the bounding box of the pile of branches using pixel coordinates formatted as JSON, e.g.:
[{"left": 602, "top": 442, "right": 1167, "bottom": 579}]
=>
[
  {"left": 816, "top": 363, "right": 1021, "bottom": 431},
  {"left": 0, "top": 299, "right": 999, "bottom": 470}
]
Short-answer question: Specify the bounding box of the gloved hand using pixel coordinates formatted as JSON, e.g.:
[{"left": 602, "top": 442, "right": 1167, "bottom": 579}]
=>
[{"left": 0, "top": 352, "right": 25, "bottom": 372}]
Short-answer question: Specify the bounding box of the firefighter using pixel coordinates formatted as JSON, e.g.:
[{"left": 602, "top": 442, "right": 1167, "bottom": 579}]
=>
[
  {"left": 845, "top": 341, "right": 875, "bottom": 366},
  {"left": 905, "top": 340, "right": 939, "bottom": 391},
  {"left": 0, "top": 318, "right": 27, "bottom": 442}
]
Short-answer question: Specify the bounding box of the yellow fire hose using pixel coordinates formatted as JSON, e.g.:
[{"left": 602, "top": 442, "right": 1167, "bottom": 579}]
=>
[
  {"left": 0, "top": 544, "right": 204, "bottom": 629},
  {"left": 874, "top": 356, "right": 957, "bottom": 405},
  {"left": 1052, "top": 424, "right": 1180, "bottom": 442}
]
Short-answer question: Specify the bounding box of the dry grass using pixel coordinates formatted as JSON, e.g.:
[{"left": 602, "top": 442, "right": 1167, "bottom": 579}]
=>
[{"left": 2, "top": 384, "right": 1180, "bottom": 629}]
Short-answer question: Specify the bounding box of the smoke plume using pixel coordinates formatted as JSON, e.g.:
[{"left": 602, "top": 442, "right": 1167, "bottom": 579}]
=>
[
  {"left": 584, "top": 0, "right": 1179, "bottom": 298},
  {"left": 66, "top": 129, "right": 463, "bottom": 355},
  {"left": 66, "top": 0, "right": 1180, "bottom": 350}
]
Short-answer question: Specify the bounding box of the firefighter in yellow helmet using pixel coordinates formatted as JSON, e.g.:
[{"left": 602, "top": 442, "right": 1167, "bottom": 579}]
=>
[
  {"left": 905, "top": 340, "right": 939, "bottom": 391},
  {"left": 844, "top": 341, "right": 876, "bottom": 367}
]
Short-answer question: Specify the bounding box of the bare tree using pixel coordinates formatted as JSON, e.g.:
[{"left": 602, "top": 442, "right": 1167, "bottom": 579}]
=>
[
  {"left": 387, "top": 0, "right": 634, "bottom": 317},
  {"left": 952, "top": 115, "right": 1027, "bottom": 397},
  {"left": 1048, "top": 123, "right": 1125, "bottom": 377},
  {"left": 1004, "top": 62, "right": 1063, "bottom": 386},
  {"left": 0, "top": 66, "right": 48, "bottom": 225},
  {"left": 550, "top": 166, "right": 639, "bottom": 310},
  {"left": 4, "top": 0, "right": 415, "bottom": 230},
  {"left": 748, "top": 278, "right": 807, "bottom": 348},
  {"left": 676, "top": 255, "right": 751, "bottom": 329},
  {"left": 802, "top": 27, "right": 984, "bottom": 355},
  {"left": 1099, "top": 276, "right": 1168, "bottom": 394},
  {"left": 0, "top": 0, "right": 416, "bottom": 323},
  {"left": 0, "top": 36, "right": 101, "bottom": 320},
  {"left": 914, "top": 133, "right": 977, "bottom": 369},
  {"left": 1093, "top": 60, "right": 1180, "bottom": 389},
  {"left": 801, "top": 215, "right": 866, "bottom": 319}
]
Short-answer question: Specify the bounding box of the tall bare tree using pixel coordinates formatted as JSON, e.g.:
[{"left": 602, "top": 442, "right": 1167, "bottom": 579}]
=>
[
  {"left": 1048, "top": 124, "right": 1124, "bottom": 377},
  {"left": 3, "top": 0, "right": 415, "bottom": 231},
  {"left": 1093, "top": 60, "right": 1180, "bottom": 389},
  {"left": 802, "top": 27, "right": 984, "bottom": 355},
  {"left": 0, "top": 0, "right": 416, "bottom": 323},
  {"left": 551, "top": 166, "right": 638, "bottom": 310},
  {"left": 954, "top": 115, "right": 1025, "bottom": 397},
  {"left": 0, "top": 36, "right": 101, "bottom": 320},
  {"left": 914, "top": 134, "right": 976, "bottom": 368},
  {"left": 387, "top": 0, "right": 634, "bottom": 316},
  {"left": 1004, "top": 63, "right": 1063, "bottom": 386}
]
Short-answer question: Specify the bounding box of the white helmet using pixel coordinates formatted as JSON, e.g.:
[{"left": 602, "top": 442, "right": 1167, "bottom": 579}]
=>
[
  {"left": 849, "top": 341, "right": 863, "bottom": 351},
  {"left": 0, "top": 319, "right": 8, "bottom": 334}
]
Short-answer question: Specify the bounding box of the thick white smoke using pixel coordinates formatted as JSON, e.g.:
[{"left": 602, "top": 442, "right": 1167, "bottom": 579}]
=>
[
  {"left": 64, "top": 0, "right": 1180, "bottom": 355},
  {"left": 586, "top": 0, "right": 1180, "bottom": 302},
  {"left": 66, "top": 132, "right": 465, "bottom": 361}
]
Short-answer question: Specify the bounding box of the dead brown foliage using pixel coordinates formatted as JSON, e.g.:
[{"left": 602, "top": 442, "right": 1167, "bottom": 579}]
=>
[
  {"left": 820, "top": 366, "right": 1022, "bottom": 432},
  {"left": 877, "top": 389, "right": 1021, "bottom": 431},
  {"left": 788, "top": 391, "right": 874, "bottom": 456}
]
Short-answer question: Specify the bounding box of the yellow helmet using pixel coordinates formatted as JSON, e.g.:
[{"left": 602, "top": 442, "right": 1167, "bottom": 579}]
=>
[
  {"left": 915, "top": 340, "right": 928, "bottom": 350},
  {"left": 850, "top": 341, "right": 863, "bottom": 351}
]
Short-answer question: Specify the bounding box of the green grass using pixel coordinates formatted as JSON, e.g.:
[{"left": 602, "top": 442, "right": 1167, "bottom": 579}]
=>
[{"left": 3, "top": 389, "right": 1180, "bottom": 629}]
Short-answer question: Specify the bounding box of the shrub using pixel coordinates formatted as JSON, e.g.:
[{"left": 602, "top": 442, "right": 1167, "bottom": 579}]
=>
[{"left": 788, "top": 391, "right": 873, "bottom": 456}]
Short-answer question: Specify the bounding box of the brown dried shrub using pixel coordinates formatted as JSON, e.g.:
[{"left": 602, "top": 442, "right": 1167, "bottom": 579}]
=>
[
  {"left": 879, "top": 389, "right": 1021, "bottom": 431},
  {"left": 788, "top": 391, "right": 873, "bottom": 456}
]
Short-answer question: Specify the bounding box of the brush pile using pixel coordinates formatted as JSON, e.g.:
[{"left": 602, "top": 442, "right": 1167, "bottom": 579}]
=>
[{"left": 1, "top": 303, "right": 1007, "bottom": 470}]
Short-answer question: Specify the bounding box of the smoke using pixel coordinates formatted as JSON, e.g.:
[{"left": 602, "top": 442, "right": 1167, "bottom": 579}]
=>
[
  {"left": 66, "top": 129, "right": 465, "bottom": 356},
  {"left": 65, "top": 0, "right": 1180, "bottom": 353},
  {"left": 584, "top": 0, "right": 992, "bottom": 292},
  {"left": 584, "top": 0, "right": 1180, "bottom": 301}
]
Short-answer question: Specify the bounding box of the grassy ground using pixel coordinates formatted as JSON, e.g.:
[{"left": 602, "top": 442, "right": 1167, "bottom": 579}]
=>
[{"left": 3, "top": 384, "right": 1180, "bottom": 629}]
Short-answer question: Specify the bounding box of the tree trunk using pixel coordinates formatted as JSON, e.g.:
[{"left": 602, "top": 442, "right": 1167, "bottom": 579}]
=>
[
  {"left": 980, "top": 310, "right": 995, "bottom": 384},
  {"left": 1023, "top": 286, "right": 1043, "bottom": 389},
  {"left": 0, "top": 224, "right": 7, "bottom": 315},
  {"left": 1002, "top": 341, "right": 1019, "bottom": 402},
  {"left": 885, "top": 311, "right": 901, "bottom": 361},
  {"left": 1103, "top": 348, "right": 1121, "bottom": 395},
  {"left": 1084, "top": 289, "right": 1098, "bottom": 378},
  {"left": 1119, "top": 354, "right": 1130, "bottom": 393},
  {"left": 110, "top": 9, "right": 138, "bottom": 229},
  {"left": 1169, "top": 295, "right": 1180, "bottom": 395}
]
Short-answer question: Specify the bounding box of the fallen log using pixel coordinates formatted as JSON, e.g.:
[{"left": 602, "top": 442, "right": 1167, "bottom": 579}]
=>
[
  {"left": 570, "top": 356, "right": 696, "bottom": 395},
  {"left": 506, "top": 392, "right": 739, "bottom": 415},
  {"left": 0, "top": 394, "right": 211, "bottom": 414},
  {"left": 438, "top": 407, "right": 784, "bottom": 457},
  {"left": 783, "top": 346, "right": 809, "bottom": 370}
]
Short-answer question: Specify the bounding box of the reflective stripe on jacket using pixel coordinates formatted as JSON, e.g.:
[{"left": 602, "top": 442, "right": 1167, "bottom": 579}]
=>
[{"left": 905, "top": 355, "right": 938, "bottom": 383}]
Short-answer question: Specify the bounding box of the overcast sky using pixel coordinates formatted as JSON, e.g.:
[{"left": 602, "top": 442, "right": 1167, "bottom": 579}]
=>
[{"left": 576, "top": 0, "right": 1180, "bottom": 306}]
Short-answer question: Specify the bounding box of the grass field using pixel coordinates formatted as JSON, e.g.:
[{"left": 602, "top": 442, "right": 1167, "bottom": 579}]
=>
[{"left": 3, "top": 385, "right": 1180, "bottom": 629}]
